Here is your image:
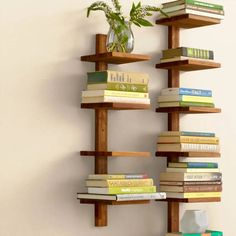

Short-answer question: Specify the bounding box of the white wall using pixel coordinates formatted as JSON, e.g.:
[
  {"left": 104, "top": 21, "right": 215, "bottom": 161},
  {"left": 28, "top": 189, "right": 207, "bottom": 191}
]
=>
[{"left": 1, "top": 0, "right": 235, "bottom": 235}]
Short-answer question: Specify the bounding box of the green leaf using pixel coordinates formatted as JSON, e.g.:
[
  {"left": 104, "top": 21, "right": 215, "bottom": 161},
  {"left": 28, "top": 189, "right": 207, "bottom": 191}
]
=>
[
  {"left": 136, "top": 18, "right": 153, "bottom": 27},
  {"left": 132, "top": 21, "right": 141, "bottom": 27}
]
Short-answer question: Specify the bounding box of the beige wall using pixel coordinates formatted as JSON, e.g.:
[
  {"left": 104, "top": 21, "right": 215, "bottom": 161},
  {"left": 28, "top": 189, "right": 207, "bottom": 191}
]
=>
[{"left": 1, "top": 0, "right": 235, "bottom": 235}]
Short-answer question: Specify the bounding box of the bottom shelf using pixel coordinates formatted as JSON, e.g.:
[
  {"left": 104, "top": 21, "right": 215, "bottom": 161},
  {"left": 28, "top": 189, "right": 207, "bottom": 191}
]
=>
[
  {"left": 80, "top": 199, "right": 150, "bottom": 205},
  {"left": 156, "top": 197, "right": 221, "bottom": 203}
]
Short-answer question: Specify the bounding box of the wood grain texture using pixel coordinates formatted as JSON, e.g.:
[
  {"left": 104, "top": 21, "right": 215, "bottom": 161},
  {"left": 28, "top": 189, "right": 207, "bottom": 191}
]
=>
[
  {"left": 156, "top": 151, "right": 221, "bottom": 158},
  {"left": 81, "top": 102, "right": 151, "bottom": 110},
  {"left": 156, "top": 59, "right": 221, "bottom": 71},
  {"left": 80, "top": 151, "right": 151, "bottom": 157},
  {"left": 157, "top": 198, "right": 221, "bottom": 203},
  {"left": 168, "top": 202, "right": 179, "bottom": 232},
  {"left": 80, "top": 199, "right": 150, "bottom": 205},
  {"left": 156, "top": 107, "right": 221, "bottom": 114},
  {"left": 156, "top": 14, "right": 221, "bottom": 28}
]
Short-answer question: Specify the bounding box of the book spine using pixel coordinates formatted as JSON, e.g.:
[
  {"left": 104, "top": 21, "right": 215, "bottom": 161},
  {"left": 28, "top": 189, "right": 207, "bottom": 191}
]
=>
[
  {"left": 116, "top": 192, "right": 166, "bottom": 201},
  {"left": 185, "top": 0, "right": 224, "bottom": 10},
  {"left": 107, "top": 83, "right": 148, "bottom": 93},
  {"left": 180, "top": 137, "right": 219, "bottom": 144},
  {"left": 180, "top": 131, "right": 215, "bottom": 137},
  {"left": 186, "top": 4, "right": 224, "bottom": 14},
  {"left": 184, "top": 192, "right": 221, "bottom": 198},
  {"left": 186, "top": 48, "right": 214, "bottom": 60},
  {"left": 184, "top": 173, "right": 222, "bottom": 181},
  {"left": 107, "top": 186, "right": 156, "bottom": 194},
  {"left": 106, "top": 179, "right": 153, "bottom": 187},
  {"left": 88, "top": 174, "right": 148, "bottom": 179},
  {"left": 187, "top": 162, "right": 218, "bottom": 168},
  {"left": 179, "top": 88, "right": 212, "bottom": 97},
  {"left": 181, "top": 95, "right": 213, "bottom": 103},
  {"left": 87, "top": 71, "right": 149, "bottom": 84},
  {"left": 181, "top": 143, "right": 220, "bottom": 152},
  {"left": 179, "top": 101, "right": 215, "bottom": 107},
  {"left": 183, "top": 185, "right": 222, "bottom": 192}
]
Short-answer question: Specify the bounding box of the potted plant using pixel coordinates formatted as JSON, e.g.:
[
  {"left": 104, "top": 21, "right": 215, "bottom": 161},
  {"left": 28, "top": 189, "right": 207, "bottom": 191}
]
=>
[{"left": 87, "top": 0, "right": 166, "bottom": 53}]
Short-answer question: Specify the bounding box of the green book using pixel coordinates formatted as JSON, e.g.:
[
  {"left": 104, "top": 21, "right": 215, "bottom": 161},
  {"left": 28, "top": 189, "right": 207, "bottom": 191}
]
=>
[
  {"left": 158, "top": 101, "right": 215, "bottom": 108},
  {"left": 166, "top": 230, "right": 223, "bottom": 236},
  {"left": 162, "top": 47, "right": 214, "bottom": 60},
  {"left": 88, "top": 186, "right": 156, "bottom": 194},
  {"left": 87, "top": 82, "right": 148, "bottom": 93},
  {"left": 162, "top": 0, "right": 224, "bottom": 11},
  {"left": 87, "top": 70, "right": 149, "bottom": 84}
]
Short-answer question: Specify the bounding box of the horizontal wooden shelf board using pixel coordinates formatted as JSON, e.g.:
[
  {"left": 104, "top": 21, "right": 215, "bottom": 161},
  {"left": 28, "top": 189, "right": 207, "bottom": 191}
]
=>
[
  {"left": 156, "top": 151, "right": 221, "bottom": 158},
  {"left": 156, "top": 59, "right": 221, "bottom": 71},
  {"left": 81, "top": 52, "right": 151, "bottom": 64},
  {"left": 79, "top": 199, "right": 150, "bottom": 205},
  {"left": 156, "top": 197, "right": 221, "bottom": 203},
  {"left": 156, "top": 106, "right": 221, "bottom": 114},
  {"left": 156, "top": 14, "right": 221, "bottom": 29},
  {"left": 80, "top": 151, "right": 151, "bottom": 157},
  {"left": 81, "top": 102, "right": 151, "bottom": 110}
]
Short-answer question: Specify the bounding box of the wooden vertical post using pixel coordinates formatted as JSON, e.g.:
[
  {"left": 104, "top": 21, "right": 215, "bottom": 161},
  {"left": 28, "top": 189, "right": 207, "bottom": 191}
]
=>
[
  {"left": 167, "top": 26, "right": 180, "bottom": 232},
  {"left": 94, "top": 34, "right": 108, "bottom": 227}
]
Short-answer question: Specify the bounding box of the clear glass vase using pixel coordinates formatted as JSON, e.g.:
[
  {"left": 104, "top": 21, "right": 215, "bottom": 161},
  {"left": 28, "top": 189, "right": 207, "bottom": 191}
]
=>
[{"left": 106, "top": 21, "right": 134, "bottom": 53}]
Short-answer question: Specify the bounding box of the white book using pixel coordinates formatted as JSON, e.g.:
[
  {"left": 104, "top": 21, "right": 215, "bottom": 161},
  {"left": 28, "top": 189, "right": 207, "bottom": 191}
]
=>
[
  {"left": 160, "top": 56, "right": 214, "bottom": 63},
  {"left": 82, "top": 90, "right": 149, "bottom": 98},
  {"left": 157, "top": 143, "right": 220, "bottom": 152},
  {"left": 166, "top": 167, "right": 220, "bottom": 173},
  {"left": 158, "top": 8, "right": 224, "bottom": 20},
  {"left": 77, "top": 192, "right": 166, "bottom": 201},
  {"left": 82, "top": 96, "right": 150, "bottom": 104}
]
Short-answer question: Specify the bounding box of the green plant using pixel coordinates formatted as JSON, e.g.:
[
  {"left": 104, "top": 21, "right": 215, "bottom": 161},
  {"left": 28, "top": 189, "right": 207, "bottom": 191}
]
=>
[{"left": 87, "top": 0, "right": 166, "bottom": 52}]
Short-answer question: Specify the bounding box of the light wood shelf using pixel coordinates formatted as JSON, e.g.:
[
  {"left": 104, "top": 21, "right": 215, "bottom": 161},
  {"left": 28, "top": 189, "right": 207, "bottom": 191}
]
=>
[
  {"left": 81, "top": 151, "right": 151, "bottom": 157},
  {"left": 156, "top": 107, "right": 221, "bottom": 114},
  {"left": 156, "top": 14, "right": 221, "bottom": 29}
]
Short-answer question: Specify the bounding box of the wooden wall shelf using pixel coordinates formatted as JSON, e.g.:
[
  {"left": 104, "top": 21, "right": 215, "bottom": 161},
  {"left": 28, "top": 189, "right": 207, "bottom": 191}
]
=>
[
  {"left": 156, "top": 59, "right": 221, "bottom": 71},
  {"left": 156, "top": 107, "right": 221, "bottom": 114},
  {"left": 81, "top": 151, "right": 151, "bottom": 157},
  {"left": 80, "top": 199, "right": 150, "bottom": 205},
  {"left": 156, "top": 198, "right": 221, "bottom": 203},
  {"left": 156, "top": 152, "right": 221, "bottom": 158},
  {"left": 156, "top": 14, "right": 221, "bottom": 29},
  {"left": 81, "top": 102, "right": 150, "bottom": 110},
  {"left": 81, "top": 51, "right": 151, "bottom": 64}
]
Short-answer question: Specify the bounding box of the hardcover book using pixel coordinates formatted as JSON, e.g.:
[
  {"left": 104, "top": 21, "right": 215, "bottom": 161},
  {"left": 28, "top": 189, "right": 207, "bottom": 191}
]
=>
[
  {"left": 166, "top": 191, "right": 221, "bottom": 198},
  {"left": 166, "top": 167, "right": 220, "bottom": 173},
  {"left": 161, "top": 88, "right": 212, "bottom": 97},
  {"left": 158, "top": 101, "right": 214, "bottom": 108},
  {"left": 157, "top": 95, "right": 214, "bottom": 103},
  {"left": 159, "top": 131, "right": 215, "bottom": 137},
  {"left": 168, "top": 162, "right": 218, "bottom": 168},
  {"left": 88, "top": 174, "right": 148, "bottom": 180},
  {"left": 158, "top": 136, "right": 219, "bottom": 144}
]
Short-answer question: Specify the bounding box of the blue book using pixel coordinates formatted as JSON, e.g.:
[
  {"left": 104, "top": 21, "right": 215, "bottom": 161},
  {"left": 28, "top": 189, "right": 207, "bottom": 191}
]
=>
[
  {"left": 162, "top": 88, "right": 212, "bottom": 97},
  {"left": 180, "top": 131, "right": 215, "bottom": 137},
  {"left": 169, "top": 162, "right": 218, "bottom": 168}
]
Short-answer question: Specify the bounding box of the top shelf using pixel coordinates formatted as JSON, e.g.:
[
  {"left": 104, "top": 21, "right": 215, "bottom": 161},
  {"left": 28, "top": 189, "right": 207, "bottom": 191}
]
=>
[
  {"left": 156, "top": 14, "right": 221, "bottom": 29},
  {"left": 81, "top": 52, "right": 151, "bottom": 64}
]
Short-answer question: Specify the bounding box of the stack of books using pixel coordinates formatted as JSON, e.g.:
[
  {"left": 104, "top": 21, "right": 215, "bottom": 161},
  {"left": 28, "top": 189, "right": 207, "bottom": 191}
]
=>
[
  {"left": 157, "top": 87, "right": 215, "bottom": 108},
  {"left": 157, "top": 131, "right": 220, "bottom": 153},
  {"left": 77, "top": 174, "right": 166, "bottom": 201},
  {"left": 159, "top": 47, "right": 215, "bottom": 64},
  {"left": 159, "top": 0, "right": 224, "bottom": 20},
  {"left": 81, "top": 70, "right": 150, "bottom": 104},
  {"left": 165, "top": 230, "right": 223, "bottom": 236}
]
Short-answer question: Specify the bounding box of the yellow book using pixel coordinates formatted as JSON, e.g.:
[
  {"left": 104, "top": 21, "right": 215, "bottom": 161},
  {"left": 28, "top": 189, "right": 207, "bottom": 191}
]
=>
[
  {"left": 166, "top": 192, "right": 221, "bottom": 198},
  {"left": 157, "top": 136, "right": 219, "bottom": 144},
  {"left": 158, "top": 95, "right": 213, "bottom": 103}
]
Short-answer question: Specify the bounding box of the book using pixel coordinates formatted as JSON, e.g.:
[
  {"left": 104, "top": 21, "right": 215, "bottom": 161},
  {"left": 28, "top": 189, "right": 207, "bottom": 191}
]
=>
[
  {"left": 162, "top": 4, "right": 224, "bottom": 15},
  {"left": 160, "top": 181, "right": 222, "bottom": 186},
  {"left": 166, "top": 230, "right": 223, "bottom": 236},
  {"left": 162, "top": 0, "right": 224, "bottom": 11},
  {"left": 160, "top": 56, "right": 214, "bottom": 63},
  {"left": 161, "top": 181, "right": 222, "bottom": 186},
  {"left": 158, "top": 95, "right": 213, "bottom": 103},
  {"left": 88, "top": 174, "right": 148, "bottom": 180},
  {"left": 82, "top": 90, "right": 149, "bottom": 99},
  {"left": 159, "top": 131, "right": 215, "bottom": 137},
  {"left": 85, "top": 178, "right": 154, "bottom": 187},
  {"left": 157, "top": 143, "right": 220, "bottom": 152},
  {"left": 168, "top": 162, "right": 218, "bottom": 168},
  {"left": 82, "top": 96, "right": 150, "bottom": 104},
  {"left": 77, "top": 192, "right": 166, "bottom": 201},
  {"left": 87, "top": 186, "right": 157, "bottom": 194},
  {"left": 158, "top": 136, "right": 219, "bottom": 144},
  {"left": 160, "top": 184, "right": 222, "bottom": 193},
  {"left": 158, "top": 101, "right": 214, "bottom": 108},
  {"left": 162, "top": 47, "right": 214, "bottom": 60},
  {"left": 160, "top": 172, "right": 222, "bottom": 182},
  {"left": 161, "top": 88, "right": 212, "bottom": 97},
  {"left": 87, "top": 70, "right": 149, "bottom": 84},
  {"left": 166, "top": 191, "right": 221, "bottom": 198},
  {"left": 166, "top": 167, "right": 220, "bottom": 173},
  {"left": 87, "top": 82, "right": 148, "bottom": 93},
  {"left": 158, "top": 8, "right": 224, "bottom": 20}
]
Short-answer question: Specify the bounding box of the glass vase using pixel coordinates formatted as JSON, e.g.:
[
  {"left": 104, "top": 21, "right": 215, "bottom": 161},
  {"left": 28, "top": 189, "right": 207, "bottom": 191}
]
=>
[{"left": 106, "top": 21, "right": 134, "bottom": 53}]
